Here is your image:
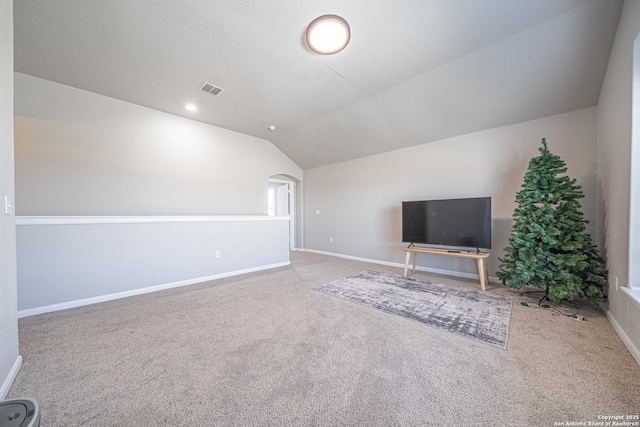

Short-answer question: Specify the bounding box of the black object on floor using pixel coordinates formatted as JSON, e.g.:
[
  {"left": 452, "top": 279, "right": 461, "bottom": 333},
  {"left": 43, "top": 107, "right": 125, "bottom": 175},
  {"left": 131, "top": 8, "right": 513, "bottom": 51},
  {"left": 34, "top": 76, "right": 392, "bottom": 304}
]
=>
[{"left": 0, "top": 398, "right": 40, "bottom": 427}]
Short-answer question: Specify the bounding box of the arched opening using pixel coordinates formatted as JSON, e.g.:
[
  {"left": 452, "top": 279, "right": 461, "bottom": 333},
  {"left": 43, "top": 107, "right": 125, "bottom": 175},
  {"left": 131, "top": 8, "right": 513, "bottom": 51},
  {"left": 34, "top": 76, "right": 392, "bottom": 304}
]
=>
[{"left": 268, "top": 174, "right": 302, "bottom": 251}]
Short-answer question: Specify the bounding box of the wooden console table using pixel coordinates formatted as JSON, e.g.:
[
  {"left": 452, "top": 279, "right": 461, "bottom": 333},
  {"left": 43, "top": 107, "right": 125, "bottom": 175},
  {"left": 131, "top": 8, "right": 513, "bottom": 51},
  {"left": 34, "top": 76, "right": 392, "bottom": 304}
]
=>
[{"left": 402, "top": 246, "right": 490, "bottom": 291}]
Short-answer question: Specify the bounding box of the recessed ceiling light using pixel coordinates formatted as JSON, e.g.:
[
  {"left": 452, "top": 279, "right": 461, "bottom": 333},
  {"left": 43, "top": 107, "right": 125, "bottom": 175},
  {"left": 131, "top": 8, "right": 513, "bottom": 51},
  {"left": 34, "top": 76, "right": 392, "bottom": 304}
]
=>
[
  {"left": 185, "top": 104, "right": 197, "bottom": 111},
  {"left": 268, "top": 125, "right": 276, "bottom": 131},
  {"left": 306, "top": 15, "right": 350, "bottom": 55}
]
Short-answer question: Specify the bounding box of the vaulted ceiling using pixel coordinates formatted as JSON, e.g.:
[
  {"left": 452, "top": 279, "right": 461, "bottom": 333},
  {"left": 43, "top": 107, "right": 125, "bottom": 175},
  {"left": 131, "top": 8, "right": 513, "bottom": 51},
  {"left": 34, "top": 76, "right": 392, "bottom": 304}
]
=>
[{"left": 13, "top": 0, "right": 622, "bottom": 169}]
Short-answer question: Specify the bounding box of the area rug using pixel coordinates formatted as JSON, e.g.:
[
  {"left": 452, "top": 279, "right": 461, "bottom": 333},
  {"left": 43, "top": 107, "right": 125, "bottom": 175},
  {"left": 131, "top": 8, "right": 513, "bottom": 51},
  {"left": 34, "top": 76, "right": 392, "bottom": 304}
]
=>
[{"left": 314, "top": 270, "right": 513, "bottom": 349}]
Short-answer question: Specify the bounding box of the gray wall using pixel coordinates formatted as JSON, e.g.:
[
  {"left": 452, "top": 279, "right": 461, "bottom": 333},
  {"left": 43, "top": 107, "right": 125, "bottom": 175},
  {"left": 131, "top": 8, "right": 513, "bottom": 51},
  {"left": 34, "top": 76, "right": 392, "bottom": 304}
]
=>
[
  {"left": 14, "top": 73, "right": 303, "bottom": 216},
  {"left": 304, "top": 108, "right": 597, "bottom": 279},
  {"left": 17, "top": 217, "right": 290, "bottom": 315},
  {"left": 596, "top": 0, "right": 640, "bottom": 359},
  {"left": 0, "top": 1, "right": 20, "bottom": 399},
  {"left": 12, "top": 73, "right": 303, "bottom": 319}
]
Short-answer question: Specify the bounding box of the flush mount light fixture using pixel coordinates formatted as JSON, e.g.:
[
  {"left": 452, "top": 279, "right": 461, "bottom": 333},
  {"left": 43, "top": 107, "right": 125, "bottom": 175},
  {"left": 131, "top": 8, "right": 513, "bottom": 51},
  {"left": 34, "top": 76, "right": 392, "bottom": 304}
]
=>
[
  {"left": 185, "top": 104, "right": 197, "bottom": 111},
  {"left": 306, "top": 14, "right": 350, "bottom": 55}
]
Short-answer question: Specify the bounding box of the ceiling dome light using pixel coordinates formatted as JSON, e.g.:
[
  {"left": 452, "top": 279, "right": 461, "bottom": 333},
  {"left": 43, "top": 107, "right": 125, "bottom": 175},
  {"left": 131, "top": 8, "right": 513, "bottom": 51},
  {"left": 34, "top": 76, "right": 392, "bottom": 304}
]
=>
[
  {"left": 306, "top": 15, "right": 350, "bottom": 55},
  {"left": 185, "top": 104, "right": 197, "bottom": 111}
]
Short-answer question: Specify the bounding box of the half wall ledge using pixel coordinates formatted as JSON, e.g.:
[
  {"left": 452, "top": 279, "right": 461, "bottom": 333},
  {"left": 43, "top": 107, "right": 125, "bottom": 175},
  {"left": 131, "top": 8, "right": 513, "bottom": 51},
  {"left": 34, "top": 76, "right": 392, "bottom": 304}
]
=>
[
  {"left": 16, "top": 216, "right": 291, "bottom": 316},
  {"left": 16, "top": 215, "right": 290, "bottom": 226}
]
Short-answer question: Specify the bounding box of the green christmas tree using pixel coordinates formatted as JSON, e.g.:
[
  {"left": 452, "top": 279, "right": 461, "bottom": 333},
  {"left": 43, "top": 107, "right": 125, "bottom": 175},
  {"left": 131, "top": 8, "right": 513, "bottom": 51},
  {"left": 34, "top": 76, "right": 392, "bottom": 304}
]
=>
[{"left": 497, "top": 138, "right": 607, "bottom": 303}]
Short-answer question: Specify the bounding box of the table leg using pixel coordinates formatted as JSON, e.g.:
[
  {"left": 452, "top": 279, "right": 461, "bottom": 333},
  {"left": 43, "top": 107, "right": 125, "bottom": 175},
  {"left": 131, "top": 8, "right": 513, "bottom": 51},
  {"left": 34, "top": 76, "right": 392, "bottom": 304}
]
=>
[
  {"left": 412, "top": 251, "right": 417, "bottom": 273},
  {"left": 403, "top": 250, "right": 411, "bottom": 277},
  {"left": 484, "top": 261, "right": 490, "bottom": 287},
  {"left": 477, "top": 258, "right": 487, "bottom": 291}
]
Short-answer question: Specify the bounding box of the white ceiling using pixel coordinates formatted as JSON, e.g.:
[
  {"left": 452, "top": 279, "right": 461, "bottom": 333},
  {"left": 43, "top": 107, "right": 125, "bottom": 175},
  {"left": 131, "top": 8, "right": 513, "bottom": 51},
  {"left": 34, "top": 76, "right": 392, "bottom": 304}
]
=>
[{"left": 13, "top": 0, "right": 622, "bottom": 169}]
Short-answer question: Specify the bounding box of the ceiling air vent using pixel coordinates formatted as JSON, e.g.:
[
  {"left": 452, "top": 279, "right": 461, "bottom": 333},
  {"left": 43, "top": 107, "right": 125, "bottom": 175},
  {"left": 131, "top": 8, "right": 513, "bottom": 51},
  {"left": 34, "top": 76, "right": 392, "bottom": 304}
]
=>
[{"left": 198, "top": 82, "right": 225, "bottom": 97}]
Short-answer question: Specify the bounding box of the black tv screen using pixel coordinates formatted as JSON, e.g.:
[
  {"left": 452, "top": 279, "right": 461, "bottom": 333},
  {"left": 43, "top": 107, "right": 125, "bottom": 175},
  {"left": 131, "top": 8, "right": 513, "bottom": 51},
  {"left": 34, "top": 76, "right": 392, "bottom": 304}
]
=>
[{"left": 402, "top": 197, "right": 491, "bottom": 249}]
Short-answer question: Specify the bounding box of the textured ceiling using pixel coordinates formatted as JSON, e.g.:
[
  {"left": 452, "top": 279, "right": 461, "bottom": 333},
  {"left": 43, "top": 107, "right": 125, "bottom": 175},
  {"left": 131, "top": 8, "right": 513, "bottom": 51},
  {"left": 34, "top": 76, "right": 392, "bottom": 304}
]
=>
[{"left": 13, "top": 0, "right": 622, "bottom": 169}]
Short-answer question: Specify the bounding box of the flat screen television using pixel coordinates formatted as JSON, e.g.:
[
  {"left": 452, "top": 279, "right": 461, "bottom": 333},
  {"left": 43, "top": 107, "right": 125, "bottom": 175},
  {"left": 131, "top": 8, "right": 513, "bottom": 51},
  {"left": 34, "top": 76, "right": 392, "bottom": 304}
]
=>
[{"left": 402, "top": 197, "right": 491, "bottom": 250}]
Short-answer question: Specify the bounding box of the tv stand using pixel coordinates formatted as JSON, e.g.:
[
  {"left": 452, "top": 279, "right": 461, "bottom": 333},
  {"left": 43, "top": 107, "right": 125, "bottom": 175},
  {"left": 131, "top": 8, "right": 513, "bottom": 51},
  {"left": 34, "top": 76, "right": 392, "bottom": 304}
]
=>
[{"left": 402, "top": 247, "right": 490, "bottom": 291}]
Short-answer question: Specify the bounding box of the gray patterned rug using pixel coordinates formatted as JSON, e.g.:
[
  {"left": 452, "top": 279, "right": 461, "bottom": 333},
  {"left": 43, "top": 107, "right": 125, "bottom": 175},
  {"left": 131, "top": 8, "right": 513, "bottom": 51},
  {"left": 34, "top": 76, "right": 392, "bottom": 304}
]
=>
[{"left": 315, "top": 270, "right": 513, "bottom": 349}]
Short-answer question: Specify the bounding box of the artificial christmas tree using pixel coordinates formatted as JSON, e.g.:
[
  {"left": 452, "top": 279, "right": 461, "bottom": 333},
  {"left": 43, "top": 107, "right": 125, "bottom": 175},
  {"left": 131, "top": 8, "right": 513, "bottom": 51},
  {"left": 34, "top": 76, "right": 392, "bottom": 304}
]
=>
[{"left": 497, "top": 138, "right": 607, "bottom": 303}]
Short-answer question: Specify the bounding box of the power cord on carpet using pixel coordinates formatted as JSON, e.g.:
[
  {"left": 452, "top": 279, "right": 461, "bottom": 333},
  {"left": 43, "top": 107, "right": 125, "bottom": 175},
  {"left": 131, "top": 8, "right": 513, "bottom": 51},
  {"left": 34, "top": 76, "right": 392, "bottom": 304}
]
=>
[{"left": 514, "top": 290, "right": 585, "bottom": 321}]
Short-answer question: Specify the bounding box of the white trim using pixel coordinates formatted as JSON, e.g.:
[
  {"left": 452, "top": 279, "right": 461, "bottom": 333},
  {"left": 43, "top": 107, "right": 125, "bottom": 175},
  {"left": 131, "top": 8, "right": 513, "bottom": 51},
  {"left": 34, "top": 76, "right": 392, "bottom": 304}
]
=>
[
  {"left": 621, "top": 287, "right": 640, "bottom": 311},
  {"left": 0, "top": 356, "right": 22, "bottom": 400},
  {"left": 606, "top": 309, "right": 640, "bottom": 367},
  {"left": 269, "top": 179, "right": 297, "bottom": 251},
  {"left": 17, "top": 261, "right": 290, "bottom": 318},
  {"left": 288, "top": 182, "right": 296, "bottom": 251},
  {"left": 16, "top": 215, "right": 290, "bottom": 226},
  {"left": 267, "top": 178, "right": 292, "bottom": 184},
  {"left": 302, "top": 248, "right": 499, "bottom": 283}
]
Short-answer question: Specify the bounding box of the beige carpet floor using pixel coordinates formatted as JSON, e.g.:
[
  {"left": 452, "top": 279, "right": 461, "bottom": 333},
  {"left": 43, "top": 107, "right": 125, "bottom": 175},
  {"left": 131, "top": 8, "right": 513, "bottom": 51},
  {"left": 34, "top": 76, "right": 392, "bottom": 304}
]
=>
[{"left": 8, "top": 251, "right": 640, "bottom": 426}]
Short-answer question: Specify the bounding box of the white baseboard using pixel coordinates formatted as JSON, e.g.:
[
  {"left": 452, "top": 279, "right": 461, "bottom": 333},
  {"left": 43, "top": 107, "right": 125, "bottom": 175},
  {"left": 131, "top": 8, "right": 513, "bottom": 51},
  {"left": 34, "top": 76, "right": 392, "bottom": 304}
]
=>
[
  {"left": 302, "top": 248, "right": 499, "bottom": 283},
  {"left": 0, "top": 356, "right": 22, "bottom": 400},
  {"left": 606, "top": 308, "right": 640, "bottom": 367},
  {"left": 17, "top": 261, "right": 290, "bottom": 319}
]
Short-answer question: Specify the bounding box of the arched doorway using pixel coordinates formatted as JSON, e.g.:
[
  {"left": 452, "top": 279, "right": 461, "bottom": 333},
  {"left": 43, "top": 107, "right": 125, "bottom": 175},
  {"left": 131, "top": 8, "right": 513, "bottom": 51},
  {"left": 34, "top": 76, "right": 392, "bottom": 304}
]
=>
[{"left": 268, "top": 174, "right": 301, "bottom": 251}]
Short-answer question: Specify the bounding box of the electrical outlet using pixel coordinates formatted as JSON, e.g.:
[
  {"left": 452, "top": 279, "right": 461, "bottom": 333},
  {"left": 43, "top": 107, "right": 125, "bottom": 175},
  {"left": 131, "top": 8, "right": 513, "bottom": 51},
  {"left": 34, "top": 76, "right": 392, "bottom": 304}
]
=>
[
  {"left": 215, "top": 250, "right": 221, "bottom": 258},
  {"left": 316, "top": 210, "right": 320, "bottom": 215},
  {"left": 330, "top": 237, "right": 333, "bottom": 243}
]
